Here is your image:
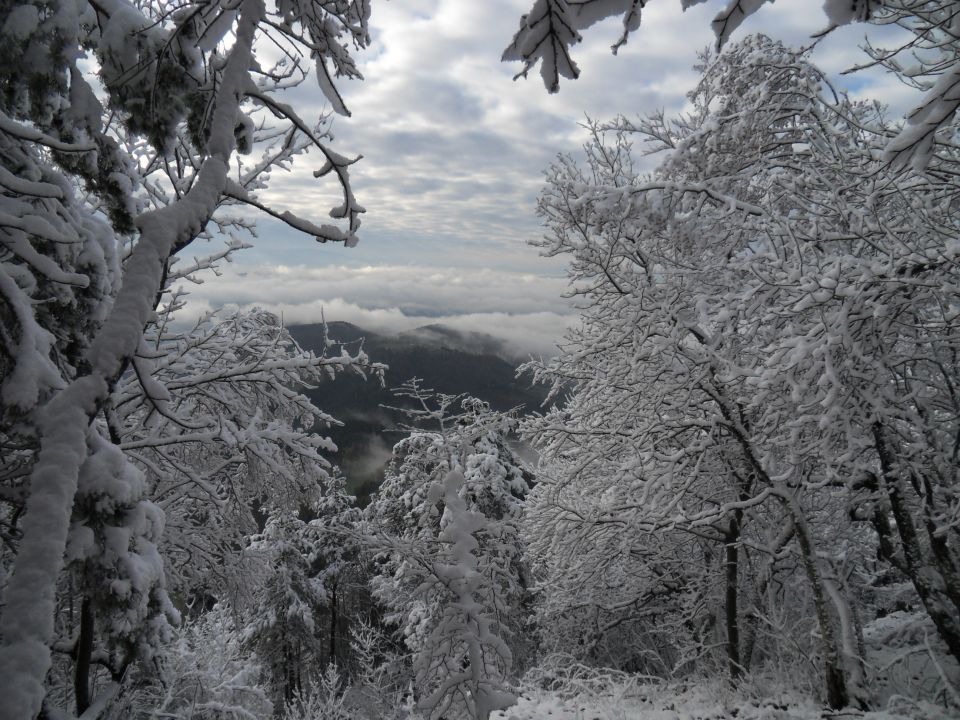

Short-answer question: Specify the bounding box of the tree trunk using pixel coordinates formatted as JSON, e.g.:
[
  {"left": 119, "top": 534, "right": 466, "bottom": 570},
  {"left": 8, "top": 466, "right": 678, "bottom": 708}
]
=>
[
  {"left": 822, "top": 570, "right": 867, "bottom": 708},
  {"left": 329, "top": 579, "right": 338, "bottom": 666},
  {"left": 781, "top": 492, "right": 849, "bottom": 709},
  {"left": 74, "top": 596, "right": 94, "bottom": 715},
  {"left": 742, "top": 518, "right": 795, "bottom": 672},
  {"left": 724, "top": 514, "right": 742, "bottom": 683},
  {"left": 873, "top": 423, "right": 960, "bottom": 663}
]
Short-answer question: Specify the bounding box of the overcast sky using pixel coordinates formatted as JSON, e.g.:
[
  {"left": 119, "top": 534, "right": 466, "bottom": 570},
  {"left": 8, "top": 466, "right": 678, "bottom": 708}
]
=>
[{"left": 182, "top": 1, "right": 916, "bottom": 358}]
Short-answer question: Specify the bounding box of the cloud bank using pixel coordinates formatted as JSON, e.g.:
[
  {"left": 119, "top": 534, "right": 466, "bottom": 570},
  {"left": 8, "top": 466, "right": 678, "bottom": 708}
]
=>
[{"left": 176, "top": 262, "right": 578, "bottom": 358}]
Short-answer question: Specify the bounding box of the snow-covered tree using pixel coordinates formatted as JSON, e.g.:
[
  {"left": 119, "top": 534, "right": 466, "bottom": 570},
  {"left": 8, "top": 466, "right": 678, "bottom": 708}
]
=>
[
  {"left": 59, "top": 432, "right": 179, "bottom": 712},
  {"left": 367, "top": 386, "right": 532, "bottom": 719},
  {"left": 117, "top": 306, "right": 376, "bottom": 598},
  {"left": 0, "top": 0, "right": 372, "bottom": 715},
  {"left": 523, "top": 34, "right": 960, "bottom": 709},
  {"left": 242, "top": 471, "right": 365, "bottom": 711},
  {"left": 23, "top": 304, "right": 378, "bottom": 717},
  {"left": 243, "top": 510, "right": 328, "bottom": 710},
  {"left": 105, "top": 604, "right": 272, "bottom": 720},
  {"left": 504, "top": 0, "right": 960, "bottom": 169}
]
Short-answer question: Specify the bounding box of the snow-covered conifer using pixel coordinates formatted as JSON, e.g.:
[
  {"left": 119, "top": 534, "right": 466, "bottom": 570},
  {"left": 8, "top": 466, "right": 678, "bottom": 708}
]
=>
[{"left": 367, "top": 388, "right": 532, "bottom": 719}]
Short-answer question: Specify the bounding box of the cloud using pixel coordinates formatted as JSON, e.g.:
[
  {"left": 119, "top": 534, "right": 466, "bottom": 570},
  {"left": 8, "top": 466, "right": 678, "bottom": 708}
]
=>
[
  {"left": 174, "top": 262, "right": 577, "bottom": 357},
  {"left": 181, "top": 262, "right": 573, "bottom": 315},
  {"left": 244, "top": 1, "right": 920, "bottom": 254},
  {"left": 250, "top": 2, "right": 724, "bottom": 255},
  {"left": 344, "top": 434, "right": 394, "bottom": 484},
  {"left": 184, "top": 298, "right": 573, "bottom": 360},
  {"left": 422, "top": 311, "right": 575, "bottom": 361}
]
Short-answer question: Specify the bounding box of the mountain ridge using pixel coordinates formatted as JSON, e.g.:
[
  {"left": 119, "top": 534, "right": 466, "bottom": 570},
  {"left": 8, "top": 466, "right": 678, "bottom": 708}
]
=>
[{"left": 286, "top": 320, "right": 548, "bottom": 501}]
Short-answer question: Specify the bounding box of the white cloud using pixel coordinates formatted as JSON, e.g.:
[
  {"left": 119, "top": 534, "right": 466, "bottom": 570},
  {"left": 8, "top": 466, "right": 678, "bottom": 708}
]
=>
[
  {"left": 181, "top": 297, "right": 573, "bottom": 360},
  {"left": 426, "top": 311, "right": 575, "bottom": 360},
  {"left": 181, "top": 262, "right": 573, "bottom": 315},
  {"left": 175, "top": 262, "right": 577, "bottom": 357}
]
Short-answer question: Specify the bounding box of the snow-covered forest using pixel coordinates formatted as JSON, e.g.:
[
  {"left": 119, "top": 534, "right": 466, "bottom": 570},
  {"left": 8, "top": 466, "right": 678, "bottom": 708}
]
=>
[{"left": 1, "top": 1, "right": 959, "bottom": 719}]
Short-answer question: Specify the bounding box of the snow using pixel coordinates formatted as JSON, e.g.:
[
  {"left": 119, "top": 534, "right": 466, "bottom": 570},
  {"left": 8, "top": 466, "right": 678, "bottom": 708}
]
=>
[
  {"left": 0, "top": 1, "right": 265, "bottom": 714},
  {"left": 493, "top": 678, "right": 956, "bottom": 720},
  {"left": 711, "top": 0, "right": 772, "bottom": 48},
  {"left": 4, "top": 0, "right": 960, "bottom": 716},
  {"left": 2, "top": 4, "right": 40, "bottom": 39},
  {"left": 503, "top": 0, "right": 583, "bottom": 93},
  {"left": 822, "top": 0, "right": 871, "bottom": 26},
  {"left": 885, "top": 60, "right": 960, "bottom": 171},
  {"left": 0, "top": 399, "right": 91, "bottom": 720},
  {"left": 0, "top": 266, "right": 65, "bottom": 409}
]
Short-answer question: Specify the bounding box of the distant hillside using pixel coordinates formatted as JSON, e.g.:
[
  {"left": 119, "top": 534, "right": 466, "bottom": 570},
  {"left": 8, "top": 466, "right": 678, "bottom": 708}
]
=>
[{"left": 287, "top": 321, "right": 548, "bottom": 501}]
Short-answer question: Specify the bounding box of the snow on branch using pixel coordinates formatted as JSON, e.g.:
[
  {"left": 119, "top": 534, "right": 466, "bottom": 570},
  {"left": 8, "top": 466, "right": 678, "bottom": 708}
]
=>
[
  {"left": 504, "top": 0, "right": 960, "bottom": 169},
  {"left": 0, "top": 1, "right": 266, "bottom": 715}
]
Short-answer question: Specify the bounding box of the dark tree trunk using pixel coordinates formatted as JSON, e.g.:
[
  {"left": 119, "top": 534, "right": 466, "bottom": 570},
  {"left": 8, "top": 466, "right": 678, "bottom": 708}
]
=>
[
  {"left": 872, "top": 424, "right": 960, "bottom": 663},
  {"left": 724, "top": 514, "right": 742, "bottom": 683},
  {"left": 785, "top": 497, "right": 849, "bottom": 710},
  {"left": 708, "top": 385, "right": 849, "bottom": 706},
  {"left": 329, "top": 579, "right": 337, "bottom": 666},
  {"left": 742, "top": 519, "right": 795, "bottom": 673},
  {"left": 74, "top": 596, "right": 94, "bottom": 715}
]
